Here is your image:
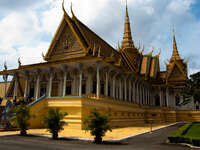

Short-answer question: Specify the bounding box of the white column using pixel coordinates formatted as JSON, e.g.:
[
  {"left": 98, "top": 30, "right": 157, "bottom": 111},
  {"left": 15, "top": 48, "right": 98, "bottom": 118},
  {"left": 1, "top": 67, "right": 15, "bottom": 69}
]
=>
[
  {"left": 96, "top": 63, "right": 100, "bottom": 98},
  {"left": 48, "top": 73, "right": 53, "bottom": 97},
  {"left": 13, "top": 74, "right": 18, "bottom": 99},
  {"left": 133, "top": 81, "right": 136, "bottom": 102},
  {"left": 139, "top": 84, "right": 142, "bottom": 104},
  {"left": 112, "top": 76, "right": 116, "bottom": 98},
  {"left": 124, "top": 78, "right": 127, "bottom": 101},
  {"left": 62, "top": 72, "right": 67, "bottom": 97},
  {"left": 166, "top": 87, "right": 169, "bottom": 106},
  {"left": 24, "top": 76, "right": 29, "bottom": 98},
  {"left": 119, "top": 79, "right": 122, "bottom": 99},
  {"left": 79, "top": 69, "right": 82, "bottom": 96},
  {"left": 128, "top": 80, "right": 132, "bottom": 101},
  {"left": 159, "top": 87, "right": 162, "bottom": 106},
  {"left": 35, "top": 74, "right": 40, "bottom": 100},
  {"left": 3, "top": 75, "right": 8, "bottom": 99},
  {"left": 105, "top": 72, "right": 109, "bottom": 96}
]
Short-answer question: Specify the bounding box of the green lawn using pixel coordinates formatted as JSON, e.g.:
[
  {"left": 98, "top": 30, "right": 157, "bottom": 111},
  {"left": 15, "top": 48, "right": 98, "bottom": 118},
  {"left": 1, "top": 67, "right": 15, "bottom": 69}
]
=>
[{"left": 184, "top": 122, "right": 200, "bottom": 137}]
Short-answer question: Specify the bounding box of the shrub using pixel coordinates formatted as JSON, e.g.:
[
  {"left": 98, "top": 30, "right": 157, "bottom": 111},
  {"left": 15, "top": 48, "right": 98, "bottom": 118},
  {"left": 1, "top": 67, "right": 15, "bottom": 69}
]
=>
[
  {"left": 84, "top": 109, "right": 112, "bottom": 144},
  {"left": 10, "top": 104, "right": 31, "bottom": 136},
  {"left": 167, "top": 122, "right": 200, "bottom": 146},
  {"left": 43, "top": 108, "right": 67, "bottom": 140}
]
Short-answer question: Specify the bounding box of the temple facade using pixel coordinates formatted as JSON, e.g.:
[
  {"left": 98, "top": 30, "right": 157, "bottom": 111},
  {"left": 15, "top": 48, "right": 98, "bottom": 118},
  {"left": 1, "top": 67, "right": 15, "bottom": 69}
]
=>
[{"left": 0, "top": 3, "right": 197, "bottom": 129}]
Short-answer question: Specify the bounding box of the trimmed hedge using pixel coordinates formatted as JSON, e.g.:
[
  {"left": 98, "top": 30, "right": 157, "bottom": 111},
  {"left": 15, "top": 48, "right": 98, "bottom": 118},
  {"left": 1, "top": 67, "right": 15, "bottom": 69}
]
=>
[{"left": 168, "top": 123, "right": 200, "bottom": 146}]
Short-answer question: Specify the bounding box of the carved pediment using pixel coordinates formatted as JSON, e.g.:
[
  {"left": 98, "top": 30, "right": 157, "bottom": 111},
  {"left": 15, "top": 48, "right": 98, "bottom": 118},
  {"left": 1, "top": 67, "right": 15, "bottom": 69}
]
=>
[{"left": 45, "top": 18, "right": 86, "bottom": 61}]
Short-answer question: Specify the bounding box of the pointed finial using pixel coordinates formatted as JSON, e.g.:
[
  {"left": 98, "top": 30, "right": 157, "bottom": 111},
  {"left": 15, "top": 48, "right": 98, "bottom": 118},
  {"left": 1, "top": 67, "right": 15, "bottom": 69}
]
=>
[
  {"left": 138, "top": 41, "right": 141, "bottom": 50},
  {"left": 155, "top": 48, "right": 161, "bottom": 57},
  {"left": 42, "top": 52, "right": 45, "bottom": 58},
  {"left": 18, "top": 57, "right": 21, "bottom": 67},
  {"left": 117, "top": 41, "right": 121, "bottom": 50},
  {"left": 172, "top": 24, "right": 175, "bottom": 36},
  {"left": 125, "top": 0, "right": 128, "bottom": 15},
  {"left": 171, "top": 25, "right": 181, "bottom": 61},
  {"left": 140, "top": 46, "right": 144, "bottom": 54},
  {"left": 152, "top": 46, "right": 155, "bottom": 51},
  {"left": 4, "top": 61, "right": 7, "bottom": 71},
  {"left": 70, "top": 2, "right": 75, "bottom": 17},
  {"left": 62, "top": 0, "right": 65, "bottom": 12}
]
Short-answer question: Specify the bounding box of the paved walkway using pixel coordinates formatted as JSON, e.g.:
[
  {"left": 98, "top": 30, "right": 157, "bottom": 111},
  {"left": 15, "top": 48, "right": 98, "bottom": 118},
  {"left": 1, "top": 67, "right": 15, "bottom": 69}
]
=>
[
  {"left": 0, "top": 123, "right": 173, "bottom": 140},
  {"left": 0, "top": 123, "right": 193, "bottom": 150}
]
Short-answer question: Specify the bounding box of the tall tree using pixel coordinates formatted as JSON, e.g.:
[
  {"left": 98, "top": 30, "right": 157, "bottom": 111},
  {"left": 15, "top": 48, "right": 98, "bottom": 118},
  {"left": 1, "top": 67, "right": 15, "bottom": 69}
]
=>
[{"left": 182, "top": 72, "right": 200, "bottom": 105}]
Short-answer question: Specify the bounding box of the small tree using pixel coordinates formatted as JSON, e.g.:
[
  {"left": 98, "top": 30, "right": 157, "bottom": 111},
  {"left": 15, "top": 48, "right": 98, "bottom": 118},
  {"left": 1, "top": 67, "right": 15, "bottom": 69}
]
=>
[
  {"left": 11, "top": 104, "right": 31, "bottom": 136},
  {"left": 182, "top": 72, "right": 200, "bottom": 105},
  {"left": 43, "top": 108, "right": 67, "bottom": 140},
  {"left": 84, "top": 109, "right": 112, "bottom": 144}
]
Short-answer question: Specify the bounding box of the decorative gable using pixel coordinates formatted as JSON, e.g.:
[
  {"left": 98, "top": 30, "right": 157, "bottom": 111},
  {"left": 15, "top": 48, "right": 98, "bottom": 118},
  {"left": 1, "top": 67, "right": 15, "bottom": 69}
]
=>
[{"left": 44, "top": 18, "right": 86, "bottom": 62}]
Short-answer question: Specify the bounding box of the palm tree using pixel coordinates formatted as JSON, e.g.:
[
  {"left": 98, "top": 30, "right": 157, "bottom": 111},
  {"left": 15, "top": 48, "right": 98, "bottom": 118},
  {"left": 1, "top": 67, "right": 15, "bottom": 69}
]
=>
[
  {"left": 43, "top": 108, "right": 67, "bottom": 139},
  {"left": 84, "top": 109, "right": 112, "bottom": 144},
  {"left": 11, "top": 104, "right": 31, "bottom": 136}
]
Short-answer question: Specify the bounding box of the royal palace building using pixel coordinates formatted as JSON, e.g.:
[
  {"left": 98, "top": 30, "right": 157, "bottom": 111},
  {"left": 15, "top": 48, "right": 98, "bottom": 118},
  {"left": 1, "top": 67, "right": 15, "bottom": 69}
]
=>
[{"left": 0, "top": 3, "right": 198, "bottom": 129}]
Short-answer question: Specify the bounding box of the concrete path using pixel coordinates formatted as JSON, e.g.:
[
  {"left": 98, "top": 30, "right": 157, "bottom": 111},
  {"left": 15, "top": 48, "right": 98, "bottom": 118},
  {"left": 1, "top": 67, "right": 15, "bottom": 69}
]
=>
[{"left": 0, "top": 123, "right": 193, "bottom": 150}]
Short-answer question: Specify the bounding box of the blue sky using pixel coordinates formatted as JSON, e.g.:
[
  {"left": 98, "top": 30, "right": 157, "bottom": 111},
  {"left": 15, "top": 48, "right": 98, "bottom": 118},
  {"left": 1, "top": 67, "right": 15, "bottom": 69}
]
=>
[{"left": 0, "top": 0, "right": 199, "bottom": 76}]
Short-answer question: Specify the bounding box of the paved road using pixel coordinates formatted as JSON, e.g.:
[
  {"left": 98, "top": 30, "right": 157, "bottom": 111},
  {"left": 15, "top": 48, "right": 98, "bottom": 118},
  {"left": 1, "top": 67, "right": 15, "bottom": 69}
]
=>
[{"left": 0, "top": 123, "right": 193, "bottom": 150}]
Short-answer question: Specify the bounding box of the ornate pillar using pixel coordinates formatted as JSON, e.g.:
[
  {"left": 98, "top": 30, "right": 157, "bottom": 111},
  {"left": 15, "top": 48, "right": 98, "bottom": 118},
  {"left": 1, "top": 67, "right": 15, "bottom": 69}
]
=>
[
  {"left": 105, "top": 71, "right": 109, "bottom": 96},
  {"left": 96, "top": 62, "right": 101, "bottom": 98},
  {"left": 124, "top": 77, "right": 127, "bottom": 101},
  {"left": 35, "top": 72, "right": 41, "bottom": 100},
  {"left": 166, "top": 87, "right": 169, "bottom": 106},
  {"left": 79, "top": 65, "right": 83, "bottom": 96},
  {"left": 48, "top": 72, "right": 53, "bottom": 97},
  {"left": 62, "top": 71, "right": 67, "bottom": 97},
  {"left": 112, "top": 75, "right": 116, "bottom": 98},
  {"left": 119, "top": 78, "right": 122, "bottom": 99},
  {"left": 128, "top": 79, "right": 132, "bottom": 101},
  {"left": 133, "top": 80, "right": 136, "bottom": 103},
  {"left": 3, "top": 74, "right": 8, "bottom": 99},
  {"left": 140, "top": 83, "right": 142, "bottom": 104},
  {"left": 159, "top": 87, "right": 162, "bottom": 106},
  {"left": 13, "top": 74, "right": 18, "bottom": 99},
  {"left": 135, "top": 81, "right": 139, "bottom": 104},
  {"left": 24, "top": 73, "right": 29, "bottom": 99}
]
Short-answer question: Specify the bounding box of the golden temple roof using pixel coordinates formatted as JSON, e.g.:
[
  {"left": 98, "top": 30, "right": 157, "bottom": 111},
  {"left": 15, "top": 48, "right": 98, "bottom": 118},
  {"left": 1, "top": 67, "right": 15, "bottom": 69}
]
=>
[{"left": 170, "top": 28, "right": 181, "bottom": 61}]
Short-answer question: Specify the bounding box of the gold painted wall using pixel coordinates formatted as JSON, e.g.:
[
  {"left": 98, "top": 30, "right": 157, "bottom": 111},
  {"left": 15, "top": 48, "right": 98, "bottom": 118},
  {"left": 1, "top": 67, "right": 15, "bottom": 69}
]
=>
[{"left": 28, "top": 96, "right": 200, "bottom": 129}]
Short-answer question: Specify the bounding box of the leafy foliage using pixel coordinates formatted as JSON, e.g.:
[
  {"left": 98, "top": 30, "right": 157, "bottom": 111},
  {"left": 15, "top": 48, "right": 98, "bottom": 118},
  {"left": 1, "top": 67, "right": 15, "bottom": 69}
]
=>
[
  {"left": 84, "top": 109, "right": 112, "bottom": 144},
  {"left": 43, "top": 108, "right": 67, "bottom": 139},
  {"left": 182, "top": 72, "right": 200, "bottom": 105},
  {"left": 11, "top": 104, "right": 31, "bottom": 136}
]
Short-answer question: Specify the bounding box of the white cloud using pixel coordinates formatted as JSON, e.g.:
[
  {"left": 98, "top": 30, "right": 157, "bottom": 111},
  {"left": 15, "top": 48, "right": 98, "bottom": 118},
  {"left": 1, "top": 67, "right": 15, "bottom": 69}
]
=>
[{"left": 0, "top": 0, "right": 199, "bottom": 77}]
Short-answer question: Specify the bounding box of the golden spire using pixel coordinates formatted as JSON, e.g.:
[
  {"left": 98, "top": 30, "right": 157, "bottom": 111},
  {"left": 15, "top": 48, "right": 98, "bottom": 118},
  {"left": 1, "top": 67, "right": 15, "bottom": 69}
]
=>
[
  {"left": 121, "top": 0, "right": 134, "bottom": 49},
  {"left": 171, "top": 26, "right": 181, "bottom": 61}
]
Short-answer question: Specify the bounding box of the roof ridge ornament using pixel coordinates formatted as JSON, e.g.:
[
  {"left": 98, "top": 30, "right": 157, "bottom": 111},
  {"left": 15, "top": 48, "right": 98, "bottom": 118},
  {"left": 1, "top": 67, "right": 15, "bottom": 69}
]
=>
[
  {"left": 4, "top": 61, "right": 7, "bottom": 71},
  {"left": 18, "top": 57, "right": 21, "bottom": 67},
  {"left": 70, "top": 2, "right": 76, "bottom": 18}
]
